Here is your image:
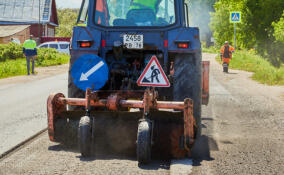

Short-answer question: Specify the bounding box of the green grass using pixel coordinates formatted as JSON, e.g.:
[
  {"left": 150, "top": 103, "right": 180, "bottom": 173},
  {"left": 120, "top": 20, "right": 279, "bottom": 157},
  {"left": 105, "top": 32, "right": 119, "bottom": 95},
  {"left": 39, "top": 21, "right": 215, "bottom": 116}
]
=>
[
  {"left": 215, "top": 50, "right": 284, "bottom": 85},
  {"left": 202, "top": 46, "right": 219, "bottom": 54},
  {"left": 0, "top": 54, "right": 69, "bottom": 79}
]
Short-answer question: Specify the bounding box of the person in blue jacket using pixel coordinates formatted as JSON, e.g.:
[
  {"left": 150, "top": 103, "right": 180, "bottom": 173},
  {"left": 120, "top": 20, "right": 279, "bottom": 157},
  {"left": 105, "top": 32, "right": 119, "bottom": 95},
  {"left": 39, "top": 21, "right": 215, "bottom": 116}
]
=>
[{"left": 23, "top": 35, "right": 37, "bottom": 75}]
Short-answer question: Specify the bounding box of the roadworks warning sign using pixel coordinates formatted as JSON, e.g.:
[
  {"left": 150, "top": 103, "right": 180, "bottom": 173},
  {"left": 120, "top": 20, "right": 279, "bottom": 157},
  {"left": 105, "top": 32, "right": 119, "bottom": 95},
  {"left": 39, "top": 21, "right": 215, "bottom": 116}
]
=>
[{"left": 137, "top": 55, "right": 170, "bottom": 87}]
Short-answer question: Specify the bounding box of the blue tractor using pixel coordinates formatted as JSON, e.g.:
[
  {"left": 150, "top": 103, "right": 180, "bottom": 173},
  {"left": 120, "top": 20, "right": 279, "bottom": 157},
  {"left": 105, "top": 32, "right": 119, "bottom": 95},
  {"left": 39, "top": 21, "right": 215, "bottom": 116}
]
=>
[{"left": 47, "top": 0, "right": 210, "bottom": 164}]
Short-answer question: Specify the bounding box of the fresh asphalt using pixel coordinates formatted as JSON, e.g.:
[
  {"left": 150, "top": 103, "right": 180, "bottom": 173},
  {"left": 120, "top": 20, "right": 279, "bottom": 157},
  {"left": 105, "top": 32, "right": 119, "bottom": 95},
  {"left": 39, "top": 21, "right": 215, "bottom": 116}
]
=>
[{"left": 0, "top": 73, "right": 67, "bottom": 155}]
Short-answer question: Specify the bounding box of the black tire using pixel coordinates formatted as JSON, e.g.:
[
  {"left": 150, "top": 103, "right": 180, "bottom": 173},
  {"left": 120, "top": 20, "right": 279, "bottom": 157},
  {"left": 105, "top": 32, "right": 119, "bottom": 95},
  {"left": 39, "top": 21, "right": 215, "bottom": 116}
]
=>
[
  {"left": 137, "top": 119, "right": 152, "bottom": 164},
  {"left": 173, "top": 53, "right": 202, "bottom": 138},
  {"left": 78, "top": 116, "right": 92, "bottom": 157}
]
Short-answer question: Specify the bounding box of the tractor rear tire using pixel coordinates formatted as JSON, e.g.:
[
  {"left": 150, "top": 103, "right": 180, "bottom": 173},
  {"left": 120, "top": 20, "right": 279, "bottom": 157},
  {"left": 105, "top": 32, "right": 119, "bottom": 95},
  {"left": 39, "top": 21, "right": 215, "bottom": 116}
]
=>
[
  {"left": 137, "top": 119, "right": 152, "bottom": 164},
  {"left": 78, "top": 116, "right": 92, "bottom": 157},
  {"left": 173, "top": 53, "right": 202, "bottom": 138}
]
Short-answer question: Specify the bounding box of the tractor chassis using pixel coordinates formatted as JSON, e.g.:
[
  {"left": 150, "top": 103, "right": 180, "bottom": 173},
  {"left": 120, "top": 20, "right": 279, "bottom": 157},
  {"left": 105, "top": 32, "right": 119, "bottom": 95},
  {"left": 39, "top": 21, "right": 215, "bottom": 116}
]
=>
[{"left": 47, "top": 88, "right": 196, "bottom": 159}]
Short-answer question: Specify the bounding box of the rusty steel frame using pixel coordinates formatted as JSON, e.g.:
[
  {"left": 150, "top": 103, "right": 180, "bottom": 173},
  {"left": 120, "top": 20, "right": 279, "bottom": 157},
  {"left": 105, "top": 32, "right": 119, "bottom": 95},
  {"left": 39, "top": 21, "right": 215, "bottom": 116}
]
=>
[
  {"left": 47, "top": 88, "right": 196, "bottom": 151},
  {"left": 202, "top": 61, "right": 210, "bottom": 105},
  {"left": 47, "top": 93, "right": 66, "bottom": 142}
]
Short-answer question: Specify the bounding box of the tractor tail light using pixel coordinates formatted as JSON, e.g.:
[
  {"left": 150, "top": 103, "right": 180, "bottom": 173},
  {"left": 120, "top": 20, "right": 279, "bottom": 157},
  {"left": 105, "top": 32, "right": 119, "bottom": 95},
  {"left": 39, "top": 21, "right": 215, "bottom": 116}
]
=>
[
  {"left": 79, "top": 41, "right": 92, "bottom": 48},
  {"left": 177, "top": 43, "right": 189, "bottom": 48},
  {"left": 164, "top": 40, "right": 168, "bottom": 48},
  {"left": 102, "top": 40, "right": 106, "bottom": 48}
]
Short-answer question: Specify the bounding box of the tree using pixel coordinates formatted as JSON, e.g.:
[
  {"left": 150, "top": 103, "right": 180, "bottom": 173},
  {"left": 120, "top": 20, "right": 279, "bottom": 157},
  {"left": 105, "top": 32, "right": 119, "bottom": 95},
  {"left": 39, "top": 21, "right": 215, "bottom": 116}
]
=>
[
  {"left": 209, "top": 0, "right": 249, "bottom": 48},
  {"left": 56, "top": 9, "right": 79, "bottom": 37},
  {"left": 209, "top": 0, "right": 284, "bottom": 65},
  {"left": 273, "top": 11, "right": 284, "bottom": 43}
]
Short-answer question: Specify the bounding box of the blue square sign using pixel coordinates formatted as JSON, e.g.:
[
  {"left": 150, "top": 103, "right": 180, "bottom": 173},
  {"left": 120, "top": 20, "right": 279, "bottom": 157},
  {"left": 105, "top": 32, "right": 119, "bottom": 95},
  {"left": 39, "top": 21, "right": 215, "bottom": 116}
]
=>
[{"left": 230, "top": 12, "right": 241, "bottom": 23}]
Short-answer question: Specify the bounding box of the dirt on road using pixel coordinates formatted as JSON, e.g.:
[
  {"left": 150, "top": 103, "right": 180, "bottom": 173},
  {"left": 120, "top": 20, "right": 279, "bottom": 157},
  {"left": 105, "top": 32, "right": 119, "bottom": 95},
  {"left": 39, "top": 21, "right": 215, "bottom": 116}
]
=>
[
  {"left": 0, "top": 54, "right": 283, "bottom": 175},
  {"left": 193, "top": 53, "right": 284, "bottom": 175}
]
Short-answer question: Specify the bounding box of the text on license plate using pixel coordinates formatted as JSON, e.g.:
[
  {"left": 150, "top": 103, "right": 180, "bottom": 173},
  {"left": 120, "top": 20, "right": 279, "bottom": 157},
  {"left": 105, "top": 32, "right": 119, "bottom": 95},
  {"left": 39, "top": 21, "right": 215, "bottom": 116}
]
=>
[{"left": 123, "top": 34, "right": 143, "bottom": 49}]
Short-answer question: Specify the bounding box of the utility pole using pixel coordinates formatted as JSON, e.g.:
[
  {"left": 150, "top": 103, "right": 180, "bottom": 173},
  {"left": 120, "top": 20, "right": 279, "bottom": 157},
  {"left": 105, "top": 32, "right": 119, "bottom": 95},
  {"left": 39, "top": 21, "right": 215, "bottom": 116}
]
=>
[
  {"left": 38, "top": 0, "right": 41, "bottom": 43},
  {"left": 234, "top": 23, "right": 236, "bottom": 49},
  {"left": 230, "top": 12, "right": 241, "bottom": 49}
]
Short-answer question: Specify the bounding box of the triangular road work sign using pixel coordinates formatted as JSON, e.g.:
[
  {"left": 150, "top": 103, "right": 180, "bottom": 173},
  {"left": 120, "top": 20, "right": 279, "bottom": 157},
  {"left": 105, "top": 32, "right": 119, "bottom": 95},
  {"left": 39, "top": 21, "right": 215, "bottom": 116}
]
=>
[{"left": 137, "top": 56, "right": 170, "bottom": 87}]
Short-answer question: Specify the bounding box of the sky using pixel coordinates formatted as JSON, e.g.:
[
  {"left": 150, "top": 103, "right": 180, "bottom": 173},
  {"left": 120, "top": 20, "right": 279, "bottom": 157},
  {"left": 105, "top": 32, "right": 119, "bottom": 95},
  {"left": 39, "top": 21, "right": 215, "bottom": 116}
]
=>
[{"left": 56, "top": 0, "right": 82, "bottom": 9}]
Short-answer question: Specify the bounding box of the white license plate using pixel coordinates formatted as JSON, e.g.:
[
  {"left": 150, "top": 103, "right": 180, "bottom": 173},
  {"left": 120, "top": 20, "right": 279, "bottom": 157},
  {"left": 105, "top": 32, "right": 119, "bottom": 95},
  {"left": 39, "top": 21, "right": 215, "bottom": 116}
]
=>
[{"left": 123, "top": 34, "right": 143, "bottom": 49}]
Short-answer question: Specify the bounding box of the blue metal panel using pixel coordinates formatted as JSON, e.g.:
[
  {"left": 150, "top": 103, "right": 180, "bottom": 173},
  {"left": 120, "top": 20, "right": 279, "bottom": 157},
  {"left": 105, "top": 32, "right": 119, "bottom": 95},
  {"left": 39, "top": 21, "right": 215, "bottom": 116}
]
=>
[
  {"left": 71, "top": 26, "right": 102, "bottom": 51},
  {"left": 168, "top": 27, "right": 201, "bottom": 52}
]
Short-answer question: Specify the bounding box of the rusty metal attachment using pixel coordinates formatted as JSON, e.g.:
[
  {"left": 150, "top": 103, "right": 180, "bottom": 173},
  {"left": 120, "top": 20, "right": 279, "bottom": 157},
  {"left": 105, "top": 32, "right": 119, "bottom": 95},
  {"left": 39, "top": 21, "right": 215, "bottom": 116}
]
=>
[
  {"left": 202, "top": 61, "right": 210, "bottom": 105},
  {"left": 47, "top": 93, "right": 66, "bottom": 142},
  {"left": 47, "top": 88, "right": 196, "bottom": 158}
]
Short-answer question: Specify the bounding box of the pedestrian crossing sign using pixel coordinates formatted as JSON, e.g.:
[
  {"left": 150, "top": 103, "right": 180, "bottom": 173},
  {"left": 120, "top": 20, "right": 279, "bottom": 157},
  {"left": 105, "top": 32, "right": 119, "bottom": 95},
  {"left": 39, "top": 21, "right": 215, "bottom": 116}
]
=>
[
  {"left": 137, "top": 55, "right": 170, "bottom": 87},
  {"left": 230, "top": 12, "right": 241, "bottom": 23}
]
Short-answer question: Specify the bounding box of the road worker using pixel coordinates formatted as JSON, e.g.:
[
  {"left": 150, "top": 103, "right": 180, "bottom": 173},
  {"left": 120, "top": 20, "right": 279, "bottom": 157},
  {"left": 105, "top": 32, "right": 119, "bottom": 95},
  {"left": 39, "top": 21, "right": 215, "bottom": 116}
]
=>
[
  {"left": 23, "top": 35, "right": 37, "bottom": 75},
  {"left": 220, "top": 41, "right": 235, "bottom": 72}
]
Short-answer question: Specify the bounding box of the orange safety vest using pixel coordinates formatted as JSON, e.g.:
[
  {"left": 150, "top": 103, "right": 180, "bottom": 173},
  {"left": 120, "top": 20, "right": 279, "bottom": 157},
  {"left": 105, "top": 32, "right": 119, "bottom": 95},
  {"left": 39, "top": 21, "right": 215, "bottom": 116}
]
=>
[
  {"left": 220, "top": 45, "right": 235, "bottom": 64},
  {"left": 96, "top": 0, "right": 109, "bottom": 25}
]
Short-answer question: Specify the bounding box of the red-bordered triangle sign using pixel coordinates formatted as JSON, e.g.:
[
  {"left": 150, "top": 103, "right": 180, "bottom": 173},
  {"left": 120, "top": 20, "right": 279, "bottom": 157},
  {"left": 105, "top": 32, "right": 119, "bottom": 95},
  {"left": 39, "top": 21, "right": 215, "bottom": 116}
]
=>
[{"left": 137, "top": 56, "right": 170, "bottom": 87}]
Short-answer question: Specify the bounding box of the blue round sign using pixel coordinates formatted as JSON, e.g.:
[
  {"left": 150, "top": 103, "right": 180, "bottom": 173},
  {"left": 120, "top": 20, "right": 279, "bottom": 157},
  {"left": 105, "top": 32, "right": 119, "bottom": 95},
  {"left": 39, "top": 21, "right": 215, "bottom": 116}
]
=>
[{"left": 71, "top": 54, "right": 109, "bottom": 91}]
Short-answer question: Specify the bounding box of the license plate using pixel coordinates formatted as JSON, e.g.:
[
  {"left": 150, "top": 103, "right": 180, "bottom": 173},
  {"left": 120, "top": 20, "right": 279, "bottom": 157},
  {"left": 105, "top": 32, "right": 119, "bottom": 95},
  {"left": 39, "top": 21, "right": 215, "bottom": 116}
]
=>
[{"left": 123, "top": 34, "right": 143, "bottom": 49}]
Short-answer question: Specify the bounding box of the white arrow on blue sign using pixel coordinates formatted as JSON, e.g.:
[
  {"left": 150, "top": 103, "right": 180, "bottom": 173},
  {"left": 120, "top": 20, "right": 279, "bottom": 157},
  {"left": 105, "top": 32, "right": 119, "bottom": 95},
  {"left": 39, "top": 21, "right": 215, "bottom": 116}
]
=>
[{"left": 71, "top": 54, "right": 109, "bottom": 91}]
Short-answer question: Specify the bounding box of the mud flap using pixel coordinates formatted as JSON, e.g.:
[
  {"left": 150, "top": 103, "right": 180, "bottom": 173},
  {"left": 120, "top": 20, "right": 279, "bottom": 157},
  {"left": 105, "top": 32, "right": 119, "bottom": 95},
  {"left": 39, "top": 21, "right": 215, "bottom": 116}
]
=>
[{"left": 202, "top": 61, "right": 210, "bottom": 105}]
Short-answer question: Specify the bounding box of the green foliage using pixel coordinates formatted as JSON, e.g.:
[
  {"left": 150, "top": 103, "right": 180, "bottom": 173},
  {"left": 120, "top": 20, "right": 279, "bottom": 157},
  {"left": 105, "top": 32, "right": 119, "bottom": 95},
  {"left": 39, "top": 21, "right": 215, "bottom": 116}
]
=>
[
  {"left": 210, "top": 0, "right": 284, "bottom": 67},
  {"left": 0, "top": 44, "right": 69, "bottom": 79},
  {"left": 273, "top": 11, "right": 284, "bottom": 43},
  {"left": 56, "top": 8, "right": 79, "bottom": 37},
  {"left": 201, "top": 42, "right": 219, "bottom": 53},
  {"left": 0, "top": 43, "right": 24, "bottom": 62},
  {"left": 215, "top": 50, "right": 284, "bottom": 85}
]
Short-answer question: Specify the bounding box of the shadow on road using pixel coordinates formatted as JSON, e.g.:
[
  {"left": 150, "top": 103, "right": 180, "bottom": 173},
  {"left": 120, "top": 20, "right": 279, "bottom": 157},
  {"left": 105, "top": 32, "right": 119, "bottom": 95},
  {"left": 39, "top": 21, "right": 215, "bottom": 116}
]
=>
[
  {"left": 192, "top": 135, "right": 216, "bottom": 166},
  {"left": 225, "top": 72, "right": 238, "bottom": 74}
]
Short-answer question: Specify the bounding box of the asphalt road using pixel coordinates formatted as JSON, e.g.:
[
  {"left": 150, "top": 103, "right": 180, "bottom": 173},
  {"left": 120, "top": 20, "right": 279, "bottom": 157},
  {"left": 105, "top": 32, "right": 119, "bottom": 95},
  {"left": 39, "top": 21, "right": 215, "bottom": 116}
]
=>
[
  {"left": 0, "top": 73, "right": 67, "bottom": 155},
  {"left": 0, "top": 54, "right": 283, "bottom": 175}
]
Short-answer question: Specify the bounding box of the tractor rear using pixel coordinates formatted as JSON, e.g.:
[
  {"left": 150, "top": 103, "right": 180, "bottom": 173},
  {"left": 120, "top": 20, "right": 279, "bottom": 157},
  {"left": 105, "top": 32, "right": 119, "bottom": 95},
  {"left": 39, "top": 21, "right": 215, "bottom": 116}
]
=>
[{"left": 47, "top": 0, "right": 210, "bottom": 164}]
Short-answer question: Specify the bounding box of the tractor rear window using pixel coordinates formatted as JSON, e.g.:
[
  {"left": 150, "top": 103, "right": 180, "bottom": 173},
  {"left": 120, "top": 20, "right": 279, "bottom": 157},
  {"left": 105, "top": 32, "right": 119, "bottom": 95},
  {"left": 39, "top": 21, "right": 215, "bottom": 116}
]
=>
[{"left": 94, "top": 0, "right": 176, "bottom": 27}]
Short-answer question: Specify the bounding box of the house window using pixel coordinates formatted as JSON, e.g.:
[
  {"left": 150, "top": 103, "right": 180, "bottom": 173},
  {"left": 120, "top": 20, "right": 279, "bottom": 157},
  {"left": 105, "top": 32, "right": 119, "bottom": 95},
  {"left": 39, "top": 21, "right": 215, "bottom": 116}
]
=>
[{"left": 47, "top": 28, "right": 55, "bottom": 37}]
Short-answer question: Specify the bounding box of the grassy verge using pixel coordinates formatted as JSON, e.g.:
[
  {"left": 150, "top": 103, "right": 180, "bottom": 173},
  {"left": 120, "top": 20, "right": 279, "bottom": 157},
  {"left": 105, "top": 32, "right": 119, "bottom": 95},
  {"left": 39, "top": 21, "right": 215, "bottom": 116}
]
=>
[
  {"left": 202, "top": 46, "right": 219, "bottom": 54},
  {"left": 215, "top": 50, "right": 284, "bottom": 85},
  {"left": 0, "top": 51, "right": 69, "bottom": 79}
]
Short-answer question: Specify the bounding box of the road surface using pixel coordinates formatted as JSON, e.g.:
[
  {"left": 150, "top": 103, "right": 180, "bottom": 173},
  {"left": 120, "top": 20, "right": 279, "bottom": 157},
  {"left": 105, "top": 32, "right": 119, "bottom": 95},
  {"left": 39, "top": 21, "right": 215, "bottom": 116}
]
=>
[
  {"left": 0, "top": 54, "right": 283, "bottom": 174},
  {"left": 0, "top": 65, "right": 68, "bottom": 155}
]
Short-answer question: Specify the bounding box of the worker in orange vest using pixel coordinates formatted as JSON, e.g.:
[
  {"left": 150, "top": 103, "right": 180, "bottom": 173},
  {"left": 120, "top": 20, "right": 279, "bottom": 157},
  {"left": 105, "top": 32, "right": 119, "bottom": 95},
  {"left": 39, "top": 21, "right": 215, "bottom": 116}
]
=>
[{"left": 220, "top": 41, "right": 235, "bottom": 72}]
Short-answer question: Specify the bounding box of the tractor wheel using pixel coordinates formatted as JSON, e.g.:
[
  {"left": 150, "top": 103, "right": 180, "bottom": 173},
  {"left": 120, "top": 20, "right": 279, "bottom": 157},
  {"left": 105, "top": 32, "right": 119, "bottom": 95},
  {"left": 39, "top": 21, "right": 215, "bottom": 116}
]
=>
[
  {"left": 173, "top": 52, "right": 202, "bottom": 138},
  {"left": 78, "top": 116, "right": 92, "bottom": 157},
  {"left": 137, "top": 119, "right": 152, "bottom": 164}
]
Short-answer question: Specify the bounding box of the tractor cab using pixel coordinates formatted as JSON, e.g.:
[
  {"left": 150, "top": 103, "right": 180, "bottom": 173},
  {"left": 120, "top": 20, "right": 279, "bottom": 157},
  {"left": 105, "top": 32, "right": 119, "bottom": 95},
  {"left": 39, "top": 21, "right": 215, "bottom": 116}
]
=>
[{"left": 78, "top": 0, "right": 181, "bottom": 27}]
